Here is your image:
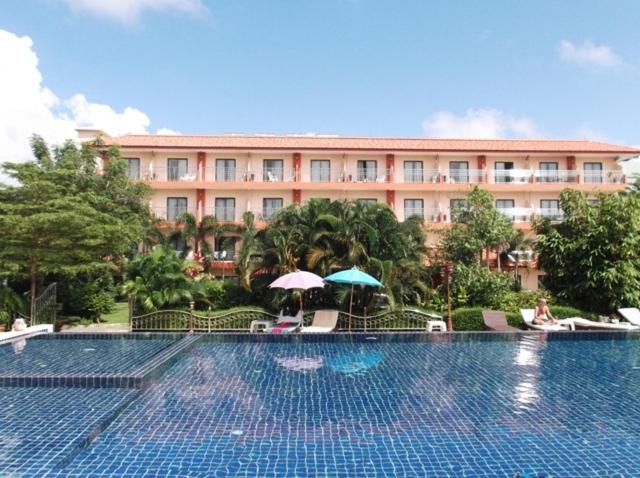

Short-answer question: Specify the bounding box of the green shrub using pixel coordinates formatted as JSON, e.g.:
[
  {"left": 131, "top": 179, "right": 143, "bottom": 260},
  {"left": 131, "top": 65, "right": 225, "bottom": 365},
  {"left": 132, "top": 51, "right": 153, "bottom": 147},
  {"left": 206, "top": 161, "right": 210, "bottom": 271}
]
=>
[
  {"left": 493, "top": 289, "right": 551, "bottom": 313},
  {"left": 450, "top": 263, "right": 514, "bottom": 308},
  {"left": 57, "top": 271, "right": 116, "bottom": 321}
]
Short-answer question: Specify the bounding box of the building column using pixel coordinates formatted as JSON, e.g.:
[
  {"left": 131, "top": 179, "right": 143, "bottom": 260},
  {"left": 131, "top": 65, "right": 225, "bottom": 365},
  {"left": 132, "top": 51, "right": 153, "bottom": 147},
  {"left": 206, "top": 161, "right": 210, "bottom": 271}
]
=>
[
  {"left": 566, "top": 155, "right": 577, "bottom": 183},
  {"left": 197, "top": 189, "right": 205, "bottom": 222},
  {"left": 385, "top": 154, "right": 395, "bottom": 182},
  {"left": 293, "top": 152, "right": 301, "bottom": 181},
  {"left": 293, "top": 189, "right": 301, "bottom": 204},
  {"left": 386, "top": 190, "right": 395, "bottom": 209},
  {"left": 197, "top": 152, "right": 206, "bottom": 181},
  {"left": 477, "top": 155, "right": 487, "bottom": 182}
]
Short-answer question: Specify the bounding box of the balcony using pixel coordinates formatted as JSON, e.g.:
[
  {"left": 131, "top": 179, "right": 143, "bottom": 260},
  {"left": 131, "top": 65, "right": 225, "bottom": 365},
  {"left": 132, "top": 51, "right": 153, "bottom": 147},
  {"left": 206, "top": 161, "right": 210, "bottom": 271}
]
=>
[
  {"left": 151, "top": 207, "right": 197, "bottom": 221},
  {"left": 443, "top": 169, "right": 486, "bottom": 184},
  {"left": 144, "top": 168, "right": 198, "bottom": 182},
  {"left": 533, "top": 170, "right": 578, "bottom": 184},
  {"left": 491, "top": 169, "right": 532, "bottom": 184},
  {"left": 209, "top": 207, "right": 237, "bottom": 222},
  {"left": 403, "top": 169, "right": 441, "bottom": 184},
  {"left": 496, "top": 207, "right": 533, "bottom": 223},
  {"left": 404, "top": 208, "right": 441, "bottom": 223},
  {"left": 584, "top": 171, "right": 625, "bottom": 184},
  {"left": 536, "top": 208, "right": 564, "bottom": 222},
  {"left": 342, "top": 168, "right": 392, "bottom": 184}
]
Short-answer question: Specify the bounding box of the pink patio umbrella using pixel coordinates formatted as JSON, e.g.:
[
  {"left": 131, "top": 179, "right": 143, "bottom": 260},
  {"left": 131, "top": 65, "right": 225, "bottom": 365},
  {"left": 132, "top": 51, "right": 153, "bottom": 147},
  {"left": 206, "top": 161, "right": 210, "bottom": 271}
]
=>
[{"left": 269, "top": 270, "right": 325, "bottom": 312}]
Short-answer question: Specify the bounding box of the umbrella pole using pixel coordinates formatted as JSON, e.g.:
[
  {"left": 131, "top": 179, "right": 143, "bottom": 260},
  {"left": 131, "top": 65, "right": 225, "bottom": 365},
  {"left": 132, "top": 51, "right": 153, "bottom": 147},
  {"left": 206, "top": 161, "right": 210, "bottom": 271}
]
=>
[{"left": 349, "top": 284, "right": 354, "bottom": 331}]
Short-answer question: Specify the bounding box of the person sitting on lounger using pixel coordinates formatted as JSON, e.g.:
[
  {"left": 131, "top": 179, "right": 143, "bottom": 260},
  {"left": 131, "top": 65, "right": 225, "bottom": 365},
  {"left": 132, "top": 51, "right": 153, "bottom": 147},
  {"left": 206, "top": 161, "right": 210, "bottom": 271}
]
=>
[{"left": 532, "top": 298, "right": 557, "bottom": 325}]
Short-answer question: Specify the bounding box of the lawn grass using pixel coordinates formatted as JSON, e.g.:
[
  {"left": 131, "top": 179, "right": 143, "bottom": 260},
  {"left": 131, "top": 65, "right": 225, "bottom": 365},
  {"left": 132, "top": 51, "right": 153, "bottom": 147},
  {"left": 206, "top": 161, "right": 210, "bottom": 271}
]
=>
[{"left": 100, "top": 302, "right": 130, "bottom": 323}]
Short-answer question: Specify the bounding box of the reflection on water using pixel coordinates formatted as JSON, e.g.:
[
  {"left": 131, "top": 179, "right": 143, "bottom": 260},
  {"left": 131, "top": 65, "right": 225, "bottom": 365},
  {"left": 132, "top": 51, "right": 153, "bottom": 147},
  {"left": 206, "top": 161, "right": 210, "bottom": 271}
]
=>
[
  {"left": 11, "top": 339, "right": 25, "bottom": 355},
  {"left": 326, "top": 348, "right": 383, "bottom": 374},
  {"left": 274, "top": 355, "right": 324, "bottom": 372},
  {"left": 513, "top": 335, "right": 545, "bottom": 409}
]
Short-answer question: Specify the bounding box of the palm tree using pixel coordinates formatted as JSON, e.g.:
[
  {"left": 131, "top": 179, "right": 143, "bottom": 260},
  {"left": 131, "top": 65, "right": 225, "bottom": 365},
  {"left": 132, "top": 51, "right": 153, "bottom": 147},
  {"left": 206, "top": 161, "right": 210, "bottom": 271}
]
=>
[
  {"left": 236, "top": 212, "right": 262, "bottom": 290},
  {"left": 176, "top": 212, "right": 240, "bottom": 256}
]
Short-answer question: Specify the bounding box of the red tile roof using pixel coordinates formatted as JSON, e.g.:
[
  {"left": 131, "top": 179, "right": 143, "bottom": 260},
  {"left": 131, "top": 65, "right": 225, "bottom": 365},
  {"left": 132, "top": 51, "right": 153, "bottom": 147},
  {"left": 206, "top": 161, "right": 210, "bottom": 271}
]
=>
[{"left": 103, "top": 134, "right": 640, "bottom": 155}]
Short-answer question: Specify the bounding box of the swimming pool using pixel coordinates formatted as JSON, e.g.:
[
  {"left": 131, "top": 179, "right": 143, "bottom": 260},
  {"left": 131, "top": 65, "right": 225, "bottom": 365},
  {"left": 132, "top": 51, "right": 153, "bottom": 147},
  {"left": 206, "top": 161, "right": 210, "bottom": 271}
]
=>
[{"left": 2, "top": 332, "right": 640, "bottom": 476}]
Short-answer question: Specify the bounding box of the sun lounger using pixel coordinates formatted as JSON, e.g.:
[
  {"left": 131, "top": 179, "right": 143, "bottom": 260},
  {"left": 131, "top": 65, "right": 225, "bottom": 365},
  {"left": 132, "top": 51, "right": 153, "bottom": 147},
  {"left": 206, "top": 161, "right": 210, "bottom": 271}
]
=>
[
  {"left": 300, "top": 310, "right": 339, "bottom": 333},
  {"left": 618, "top": 308, "right": 640, "bottom": 326},
  {"left": 481, "top": 311, "right": 520, "bottom": 332},
  {"left": 265, "top": 311, "right": 303, "bottom": 334},
  {"left": 520, "top": 309, "right": 575, "bottom": 331},
  {"left": 569, "top": 317, "right": 638, "bottom": 331}
]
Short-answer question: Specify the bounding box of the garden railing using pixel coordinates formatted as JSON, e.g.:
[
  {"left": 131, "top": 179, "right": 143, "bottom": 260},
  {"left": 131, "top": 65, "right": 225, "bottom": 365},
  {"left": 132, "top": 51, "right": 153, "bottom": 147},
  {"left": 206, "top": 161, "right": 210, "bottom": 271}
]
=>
[{"left": 129, "top": 305, "right": 441, "bottom": 332}]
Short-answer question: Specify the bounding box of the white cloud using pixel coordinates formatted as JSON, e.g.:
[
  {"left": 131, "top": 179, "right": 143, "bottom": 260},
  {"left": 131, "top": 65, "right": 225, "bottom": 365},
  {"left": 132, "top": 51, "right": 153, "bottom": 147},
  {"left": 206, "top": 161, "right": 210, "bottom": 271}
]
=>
[
  {"left": 59, "top": 0, "right": 206, "bottom": 25},
  {"left": 0, "top": 29, "right": 174, "bottom": 179},
  {"left": 156, "top": 128, "right": 181, "bottom": 135},
  {"left": 422, "top": 108, "right": 540, "bottom": 139},
  {"left": 557, "top": 40, "right": 623, "bottom": 70}
]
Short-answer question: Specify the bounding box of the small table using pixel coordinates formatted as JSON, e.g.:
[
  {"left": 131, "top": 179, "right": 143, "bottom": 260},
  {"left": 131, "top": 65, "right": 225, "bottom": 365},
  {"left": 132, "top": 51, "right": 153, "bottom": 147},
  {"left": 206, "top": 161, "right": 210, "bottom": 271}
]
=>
[
  {"left": 427, "top": 320, "right": 447, "bottom": 332},
  {"left": 250, "top": 320, "right": 273, "bottom": 333}
]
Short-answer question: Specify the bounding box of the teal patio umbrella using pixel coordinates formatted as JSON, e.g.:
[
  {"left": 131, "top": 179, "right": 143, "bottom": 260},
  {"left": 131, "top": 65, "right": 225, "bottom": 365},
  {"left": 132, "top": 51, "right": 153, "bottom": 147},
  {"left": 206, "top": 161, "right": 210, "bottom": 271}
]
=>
[{"left": 324, "top": 267, "right": 382, "bottom": 330}]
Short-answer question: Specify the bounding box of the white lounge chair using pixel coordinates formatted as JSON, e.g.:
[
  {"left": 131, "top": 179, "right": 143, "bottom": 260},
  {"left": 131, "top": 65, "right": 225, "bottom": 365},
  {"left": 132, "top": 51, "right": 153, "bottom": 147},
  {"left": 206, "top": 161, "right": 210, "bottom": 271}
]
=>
[
  {"left": 618, "top": 308, "right": 640, "bottom": 326},
  {"left": 520, "top": 309, "right": 575, "bottom": 331},
  {"left": 264, "top": 311, "right": 303, "bottom": 334},
  {"left": 300, "top": 310, "right": 339, "bottom": 333}
]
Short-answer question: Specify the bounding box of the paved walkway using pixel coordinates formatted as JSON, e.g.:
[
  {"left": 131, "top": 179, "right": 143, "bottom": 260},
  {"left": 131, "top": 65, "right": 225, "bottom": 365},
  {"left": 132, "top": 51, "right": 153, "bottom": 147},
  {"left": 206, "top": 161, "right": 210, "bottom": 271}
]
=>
[{"left": 60, "top": 323, "right": 130, "bottom": 333}]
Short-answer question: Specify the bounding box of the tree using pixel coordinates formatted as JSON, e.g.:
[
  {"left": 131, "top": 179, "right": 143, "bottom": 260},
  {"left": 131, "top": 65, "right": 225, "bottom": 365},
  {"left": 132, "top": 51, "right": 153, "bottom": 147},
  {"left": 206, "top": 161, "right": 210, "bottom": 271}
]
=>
[
  {"left": 236, "top": 199, "right": 432, "bottom": 311},
  {"left": 176, "top": 212, "right": 240, "bottom": 256},
  {"left": 0, "top": 136, "right": 150, "bottom": 308},
  {"left": 534, "top": 189, "right": 640, "bottom": 312},
  {"left": 441, "top": 187, "right": 515, "bottom": 266}
]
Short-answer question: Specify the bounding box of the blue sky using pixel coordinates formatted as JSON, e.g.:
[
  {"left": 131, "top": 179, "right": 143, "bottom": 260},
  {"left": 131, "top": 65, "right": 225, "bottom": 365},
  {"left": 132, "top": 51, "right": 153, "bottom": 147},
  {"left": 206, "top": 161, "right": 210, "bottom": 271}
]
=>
[{"left": 1, "top": 0, "right": 639, "bottom": 149}]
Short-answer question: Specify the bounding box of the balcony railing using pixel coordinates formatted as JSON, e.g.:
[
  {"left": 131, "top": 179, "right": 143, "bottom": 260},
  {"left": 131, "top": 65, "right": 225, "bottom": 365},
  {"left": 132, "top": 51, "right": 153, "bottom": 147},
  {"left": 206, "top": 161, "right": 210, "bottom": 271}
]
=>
[
  {"left": 210, "top": 167, "right": 245, "bottom": 182},
  {"left": 536, "top": 208, "right": 564, "bottom": 221},
  {"left": 262, "top": 168, "right": 296, "bottom": 183},
  {"left": 584, "top": 171, "right": 625, "bottom": 184},
  {"left": 497, "top": 207, "right": 533, "bottom": 223},
  {"left": 144, "top": 168, "right": 198, "bottom": 182},
  {"left": 444, "top": 169, "right": 486, "bottom": 184},
  {"left": 151, "top": 207, "right": 197, "bottom": 221},
  {"left": 308, "top": 167, "right": 334, "bottom": 183},
  {"left": 254, "top": 207, "right": 283, "bottom": 221},
  {"left": 342, "top": 168, "right": 392, "bottom": 183},
  {"left": 404, "top": 208, "right": 441, "bottom": 222},
  {"left": 402, "top": 169, "right": 441, "bottom": 184},
  {"left": 210, "top": 207, "right": 237, "bottom": 222},
  {"left": 491, "top": 169, "right": 532, "bottom": 184},
  {"left": 534, "top": 170, "right": 578, "bottom": 183}
]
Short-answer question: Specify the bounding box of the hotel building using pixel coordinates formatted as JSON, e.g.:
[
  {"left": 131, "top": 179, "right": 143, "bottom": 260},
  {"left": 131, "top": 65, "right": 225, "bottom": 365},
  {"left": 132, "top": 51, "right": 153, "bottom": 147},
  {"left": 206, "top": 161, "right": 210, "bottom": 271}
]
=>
[{"left": 85, "top": 131, "right": 639, "bottom": 290}]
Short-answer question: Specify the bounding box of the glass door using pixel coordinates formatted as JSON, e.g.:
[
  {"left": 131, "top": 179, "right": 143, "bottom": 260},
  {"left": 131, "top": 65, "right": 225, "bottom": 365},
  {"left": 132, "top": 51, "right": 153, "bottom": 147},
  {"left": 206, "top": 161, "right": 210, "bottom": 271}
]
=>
[
  {"left": 494, "top": 162, "right": 514, "bottom": 183},
  {"left": 357, "top": 160, "right": 377, "bottom": 182},
  {"left": 449, "top": 161, "right": 469, "bottom": 183},
  {"left": 584, "top": 162, "right": 603, "bottom": 183},
  {"left": 404, "top": 161, "right": 424, "bottom": 183},
  {"left": 167, "top": 158, "right": 188, "bottom": 181},
  {"left": 216, "top": 159, "right": 236, "bottom": 182},
  {"left": 538, "top": 162, "right": 558, "bottom": 183}
]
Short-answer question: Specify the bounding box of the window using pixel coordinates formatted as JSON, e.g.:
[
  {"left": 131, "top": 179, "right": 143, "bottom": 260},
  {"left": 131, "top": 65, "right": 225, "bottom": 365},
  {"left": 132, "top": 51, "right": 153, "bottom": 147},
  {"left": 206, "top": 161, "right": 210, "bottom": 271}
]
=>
[
  {"left": 169, "top": 235, "right": 186, "bottom": 254},
  {"left": 262, "top": 198, "right": 283, "bottom": 220},
  {"left": 216, "top": 159, "right": 236, "bottom": 182},
  {"left": 449, "top": 198, "right": 468, "bottom": 222},
  {"left": 404, "top": 161, "right": 424, "bottom": 183},
  {"left": 167, "top": 158, "right": 188, "bottom": 181},
  {"left": 449, "top": 161, "right": 469, "bottom": 183},
  {"left": 263, "top": 159, "right": 283, "bottom": 182},
  {"left": 310, "top": 160, "right": 331, "bottom": 182},
  {"left": 540, "top": 199, "right": 561, "bottom": 220},
  {"left": 357, "top": 198, "right": 377, "bottom": 207},
  {"left": 357, "top": 160, "right": 377, "bottom": 182},
  {"left": 495, "top": 199, "right": 515, "bottom": 210},
  {"left": 214, "top": 237, "right": 237, "bottom": 260},
  {"left": 584, "top": 162, "right": 603, "bottom": 184},
  {"left": 125, "top": 158, "right": 140, "bottom": 180},
  {"left": 494, "top": 162, "right": 514, "bottom": 183},
  {"left": 167, "top": 197, "right": 187, "bottom": 221},
  {"left": 404, "top": 199, "right": 424, "bottom": 219},
  {"left": 538, "top": 162, "right": 558, "bottom": 183},
  {"left": 215, "top": 198, "right": 236, "bottom": 221}
]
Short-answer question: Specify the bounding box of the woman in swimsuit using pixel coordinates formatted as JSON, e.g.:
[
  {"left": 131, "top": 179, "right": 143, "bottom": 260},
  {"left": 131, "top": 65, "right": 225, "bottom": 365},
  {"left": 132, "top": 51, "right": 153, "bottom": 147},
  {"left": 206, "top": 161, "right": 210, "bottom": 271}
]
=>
[{"left": 532, "top": 298, "right": 557, "bottom": 325}]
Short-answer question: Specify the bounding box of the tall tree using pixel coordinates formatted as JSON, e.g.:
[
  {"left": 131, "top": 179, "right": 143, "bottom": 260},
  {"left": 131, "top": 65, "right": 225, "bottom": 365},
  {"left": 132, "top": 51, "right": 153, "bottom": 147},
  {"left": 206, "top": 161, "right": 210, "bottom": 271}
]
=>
[
  {"left": 176, "top": 212, "right": 240, "bottom": 255},
  {"left": 534, "top": 189, "right": 640, "bottom": 312},
  {"left": 441, "top": 187, "right": 515, "bottom": 266},
  {"left": 0, "top": 136, "right": 150, "bottom": 306}
]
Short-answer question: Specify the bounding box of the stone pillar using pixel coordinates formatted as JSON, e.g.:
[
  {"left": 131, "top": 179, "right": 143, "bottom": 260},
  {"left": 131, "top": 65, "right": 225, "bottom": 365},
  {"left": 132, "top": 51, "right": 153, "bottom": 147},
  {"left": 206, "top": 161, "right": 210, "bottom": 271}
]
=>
[
  {"left": 477, "top": 155, "right": 487, "bottom": 182},
  {"left": 293, "top": 189, "right": 301, "bottom": 204},
  {"left": 197, "top": 151, "right": 206, "bottom": 181},
  {"left": 567, "top": 155, "right": 577, "bottom": 183}
]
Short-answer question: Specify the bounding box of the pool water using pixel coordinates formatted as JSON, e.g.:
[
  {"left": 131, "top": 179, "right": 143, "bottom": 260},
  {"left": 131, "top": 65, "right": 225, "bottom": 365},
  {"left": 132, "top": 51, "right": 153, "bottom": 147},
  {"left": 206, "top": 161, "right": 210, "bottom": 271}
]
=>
[{"left": 2, "top": 333, "right": 640, "bottom": 477}]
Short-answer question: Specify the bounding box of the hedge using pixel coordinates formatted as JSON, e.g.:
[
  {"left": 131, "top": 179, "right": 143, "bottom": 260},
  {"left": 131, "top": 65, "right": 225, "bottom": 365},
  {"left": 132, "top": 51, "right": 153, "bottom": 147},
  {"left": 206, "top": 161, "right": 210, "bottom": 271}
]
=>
[{"left": 451, "top": 305, "right": 598, "bottom": 331}]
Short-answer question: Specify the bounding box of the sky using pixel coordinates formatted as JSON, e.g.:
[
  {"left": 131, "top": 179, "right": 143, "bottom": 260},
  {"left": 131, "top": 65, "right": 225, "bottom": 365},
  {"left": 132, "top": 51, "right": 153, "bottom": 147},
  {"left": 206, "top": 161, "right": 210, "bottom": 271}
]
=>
[{"left": 1, "top": 0, "right": 639, "bottom": 172}]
